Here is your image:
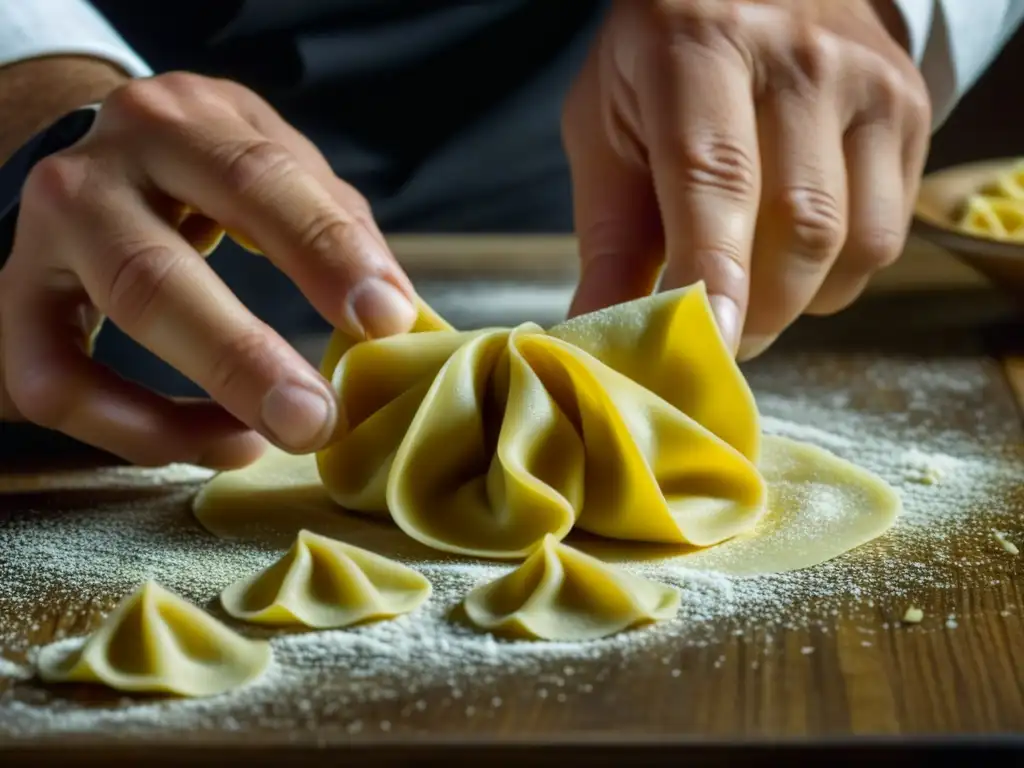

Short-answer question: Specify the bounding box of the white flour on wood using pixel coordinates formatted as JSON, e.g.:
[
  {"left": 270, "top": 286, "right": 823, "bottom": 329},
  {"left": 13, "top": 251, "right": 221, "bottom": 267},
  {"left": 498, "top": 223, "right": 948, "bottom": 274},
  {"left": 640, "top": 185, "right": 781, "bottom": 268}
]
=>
[{"left": 0, "top": 352, "right": 1020, "bottom": 737}]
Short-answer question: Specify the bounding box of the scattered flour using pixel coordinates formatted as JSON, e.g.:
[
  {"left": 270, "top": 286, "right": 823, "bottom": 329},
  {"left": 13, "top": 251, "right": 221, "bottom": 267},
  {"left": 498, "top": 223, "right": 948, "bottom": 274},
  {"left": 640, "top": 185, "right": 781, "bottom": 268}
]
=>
[
  {"left": 0, "top": 351, "right": 1020, "bottom": 737},
  {"left": 0, "top": 658, "right": 29, "bottom": 680},
  {"left": 0, "top": 463, "right": 214, "bottom": 495}
]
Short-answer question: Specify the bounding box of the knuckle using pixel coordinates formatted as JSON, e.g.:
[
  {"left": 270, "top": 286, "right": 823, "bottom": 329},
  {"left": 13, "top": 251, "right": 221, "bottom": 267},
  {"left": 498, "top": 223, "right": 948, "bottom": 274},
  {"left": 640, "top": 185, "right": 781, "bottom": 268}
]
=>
[
  {"left": 849, "top": 224, "right": 906, "bottom": 269},
  {"left": 655, "top": 0, "right": 737, "bottom": 46},
  {"left": 778, "top": 185, "right": 845, "bottom": 263},
  {"left": 680, "top": 135, "right": 758, "bottom": 199},
  {"left": 5, "top": 366, "right": 71, "bottom": 430},
  {"left": 861, "top": 63, "right": 932, "bottom": 130},
  {"left": 867, "top": 69, "right": 905, "bottom": 123},
  {"left": 23, "top": 153, "right": 90, "bottom": 211},
  {"left": 903, "top": 79, "right": 932, "bottom": 129},
  {"left": 790, "top": 28, "right": 838, "bottom": 85},
  {"left": 217, "top": 138, "right": 295, "bottom": 196},
  {"left": 105, "top": 78, "right": 185, "bottom": 129},
  {"left": 206, "top": 328, "right": 276, "bottom": 398},
  {"left": 690, "top": 244, "right": 749, "bottom": 290},
  {"left": 151, "top": 70, "right": 208, "bottom": 98},
  {"left": 298, "top": 210, "right": 362, "bottom": 262},
  {"left": 102, "top": 242, "right": 183, "bottom": 329}
]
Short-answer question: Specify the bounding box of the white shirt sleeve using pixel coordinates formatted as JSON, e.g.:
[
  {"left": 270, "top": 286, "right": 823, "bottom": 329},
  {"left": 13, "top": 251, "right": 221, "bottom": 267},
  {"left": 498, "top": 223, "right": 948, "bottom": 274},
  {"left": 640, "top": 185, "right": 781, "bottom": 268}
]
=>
[
  {"left": 892, "top": 0, "right": 1024, "bottom": 129},
  {"left": 0, "top": 0, "right": 151, "bottom": 77}
]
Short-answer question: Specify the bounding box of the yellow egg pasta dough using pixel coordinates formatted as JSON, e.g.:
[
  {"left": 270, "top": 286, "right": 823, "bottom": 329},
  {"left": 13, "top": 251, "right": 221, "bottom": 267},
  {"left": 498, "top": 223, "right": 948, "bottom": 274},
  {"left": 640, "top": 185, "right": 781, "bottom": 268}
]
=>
[
  {"left": 956, "top": 159, "right": 1024, "bottom": 241},
  {"left": 318, "top": 283, "right": 766, "bottom": 559},
  {"left": 462, "top": 534, "right": 680, "bottom": 641},
  {"left": 36, "top": 581, "right": 270, "bottom": 698},
  {"left": 220, "top": 530, "right": 431, "bottom": 628},
  {"left": 192, "top": 283, "right": 901, "bottom": 591}
]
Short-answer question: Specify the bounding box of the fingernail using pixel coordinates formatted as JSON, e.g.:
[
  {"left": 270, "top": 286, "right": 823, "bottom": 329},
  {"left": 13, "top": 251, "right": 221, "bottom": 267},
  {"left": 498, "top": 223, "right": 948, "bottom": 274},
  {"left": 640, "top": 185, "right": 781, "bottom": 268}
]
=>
[
  {"left": 737, "top": 334, "right": 777, "bottom": 362},
  {"left": 708, "top": 295, "right": 741, "bottom": 352},
  {"left": 346, "top": 277, "right": 417, "bottom": 339},
  {"left": 260, "top": 380, "right": 335, "bottom": 451}
]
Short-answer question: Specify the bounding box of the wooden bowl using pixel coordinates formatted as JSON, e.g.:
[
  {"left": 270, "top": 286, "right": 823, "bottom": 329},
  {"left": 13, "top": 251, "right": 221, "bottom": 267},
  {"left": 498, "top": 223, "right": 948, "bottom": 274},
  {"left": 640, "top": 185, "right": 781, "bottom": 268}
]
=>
[{"left": 913, "top": 158, "right": 1024, "bottom": 306}]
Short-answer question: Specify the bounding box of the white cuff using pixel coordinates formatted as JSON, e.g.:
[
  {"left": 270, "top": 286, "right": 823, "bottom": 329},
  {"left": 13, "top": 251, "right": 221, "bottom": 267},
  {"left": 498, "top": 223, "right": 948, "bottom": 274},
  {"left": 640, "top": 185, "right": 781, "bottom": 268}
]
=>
[
  {"left": 0, "top": 0, "right": 152, "bottom": 77},
  {"left": 889, "top": 0, "right": 934, "bottom": 64},
  {"left": 889, "top": 0, "right": 1024, "bottom": 129}
]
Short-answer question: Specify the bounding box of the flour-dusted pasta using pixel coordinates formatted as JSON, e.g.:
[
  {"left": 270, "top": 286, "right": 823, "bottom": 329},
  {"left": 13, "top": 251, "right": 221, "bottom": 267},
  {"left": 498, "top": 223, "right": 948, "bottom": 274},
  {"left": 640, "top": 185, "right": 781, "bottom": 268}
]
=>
[
  {"left": 462, "top": 534, "right": 680, "bottom": 641},
  {"left": 192, "top": 282, "right": 900, "bottom": 582},
  {"left": 36, "top": 581, "right": 270, "bottom": 697},
  {"left": 317, "top": 283, "right": 767, "bottom": 559},
  {"left": 220, "top": 530, "right": 431, "bottom": 628}
]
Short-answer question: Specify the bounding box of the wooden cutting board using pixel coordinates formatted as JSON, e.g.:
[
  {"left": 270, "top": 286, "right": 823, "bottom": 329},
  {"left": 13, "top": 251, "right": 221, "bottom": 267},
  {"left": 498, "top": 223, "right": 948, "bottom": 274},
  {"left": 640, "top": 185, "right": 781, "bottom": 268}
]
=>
[{"left": 0, "top": 237, "right": 1021, "bottom": 766}]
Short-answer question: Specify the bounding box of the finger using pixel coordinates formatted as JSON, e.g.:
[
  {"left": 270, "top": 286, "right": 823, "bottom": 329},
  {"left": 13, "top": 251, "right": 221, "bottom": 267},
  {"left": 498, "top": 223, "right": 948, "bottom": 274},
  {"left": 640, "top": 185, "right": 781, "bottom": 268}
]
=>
[
  {"left": 1, "top": 286, "right": 266, "bottom": 469},
  {"left": 32, "top": 156, "right": 339, "bottom": 454},
  {"left": 236, "top": 89, "right": 399, "bottom": 255},
  {"left": 738, "top": 85, "right": 848, "bottom": 361},
  {"left": 806, "top": 123, "right": 905, "bottom": 316},
  {"left": 635, "top": 30, "right": 761, "bottom": 352},
  {"left": 901, "top": 88, "right": 932, "bottom": 222},
  {"left": 105, "top": 87, "right": 416, "bottom": 340},
  {"left": 563, "top": 47, "right": 665, "bottom": 318}
]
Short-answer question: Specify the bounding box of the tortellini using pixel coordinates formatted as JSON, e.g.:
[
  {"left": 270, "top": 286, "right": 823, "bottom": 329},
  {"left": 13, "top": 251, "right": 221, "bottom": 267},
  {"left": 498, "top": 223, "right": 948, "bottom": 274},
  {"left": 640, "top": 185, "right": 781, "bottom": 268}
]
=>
[
  {"left": 317, "top": 282, "right": 767, "bottom": 559},
  {"left": 36, "top": 581, "right": 270, "bottom": 698},
  {"left": 462, "top": 534, "right": 680, "bottom": 640},
  {"left": 220, "top": 530, "right": 431, "bottom": 628}
]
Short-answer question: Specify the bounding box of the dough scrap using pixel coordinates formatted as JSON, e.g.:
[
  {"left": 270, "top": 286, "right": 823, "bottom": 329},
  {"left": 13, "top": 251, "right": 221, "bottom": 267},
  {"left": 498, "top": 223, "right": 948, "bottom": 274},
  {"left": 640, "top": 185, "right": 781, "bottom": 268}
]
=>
[
  {"left": 36, "top": 580, "right": 270, "bottom": 698},
  {"left": 582, "top": 435, "right": 902, "bottom": 577},
  {"left": 902, "top": 607, "right": 924, "bottom": 623},
  {"left": 462, "top": 534, "right": 680, "bottom": 641},
  {"left": 191, "top": 431, "right": 900, "bottom": 579},
  {"left": 191, "top": 446, "right": 439, "bottom": 558},
  {"left": 317, "top": 283, "right": 767, "bottom": 559},
  {"left": 192, "top": 443, "right": 343, "bottom": 537},
  {"left": 220, "top": 529, "right": 432, "bottom": 628}
]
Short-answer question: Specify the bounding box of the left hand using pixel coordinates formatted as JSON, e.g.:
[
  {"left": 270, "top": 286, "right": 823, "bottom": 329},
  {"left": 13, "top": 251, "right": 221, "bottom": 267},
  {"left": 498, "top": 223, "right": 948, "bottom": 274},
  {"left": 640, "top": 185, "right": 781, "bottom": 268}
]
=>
[{"left": 563, "top": 0, "right": 931, "bottom": 359}]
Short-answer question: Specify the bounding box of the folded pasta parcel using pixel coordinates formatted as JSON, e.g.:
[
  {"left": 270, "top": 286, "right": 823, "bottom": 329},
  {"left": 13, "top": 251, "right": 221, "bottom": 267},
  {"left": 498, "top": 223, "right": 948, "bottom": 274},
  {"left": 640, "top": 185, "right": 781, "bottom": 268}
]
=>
[
  {"left": 316, "top": 283, "right": 768, "bottom": 559},
  {"left": 36, "top": 580, "right": 270, "bottom": 698}
]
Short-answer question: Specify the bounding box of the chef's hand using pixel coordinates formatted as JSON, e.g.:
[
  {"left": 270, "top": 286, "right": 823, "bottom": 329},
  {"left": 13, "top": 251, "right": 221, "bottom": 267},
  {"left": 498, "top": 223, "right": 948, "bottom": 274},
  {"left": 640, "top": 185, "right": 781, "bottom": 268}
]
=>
[
  {"left": 564, "top": 0, "right": 931, "bottom": 359},
  {"left": 0, "top": 73, "right": 417, "bottom": 467}
]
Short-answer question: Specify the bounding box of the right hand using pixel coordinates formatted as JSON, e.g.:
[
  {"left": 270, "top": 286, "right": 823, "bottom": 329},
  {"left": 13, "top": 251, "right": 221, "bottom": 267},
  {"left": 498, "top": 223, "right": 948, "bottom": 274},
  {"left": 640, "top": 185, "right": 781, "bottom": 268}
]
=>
[{"left": 0, "top": 72, "right": 418, "bottom": 468}]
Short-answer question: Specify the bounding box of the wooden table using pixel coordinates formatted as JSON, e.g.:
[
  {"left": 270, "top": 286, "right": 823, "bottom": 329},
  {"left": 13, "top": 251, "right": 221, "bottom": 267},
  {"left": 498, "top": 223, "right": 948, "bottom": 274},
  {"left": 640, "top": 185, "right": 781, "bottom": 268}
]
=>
[{"left": 1, "top": 236, "right": 1022, "bottom": 766}]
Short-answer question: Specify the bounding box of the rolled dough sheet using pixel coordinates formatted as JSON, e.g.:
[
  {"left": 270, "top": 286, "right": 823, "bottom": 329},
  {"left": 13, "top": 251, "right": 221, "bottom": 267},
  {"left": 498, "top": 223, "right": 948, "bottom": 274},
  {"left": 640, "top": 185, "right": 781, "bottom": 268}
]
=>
[
  {"left": 192, "top": 435, "right": 901, "bottom": 576},
  {"left": 191, "top": 447, "right": 443, "bottom": 560}
]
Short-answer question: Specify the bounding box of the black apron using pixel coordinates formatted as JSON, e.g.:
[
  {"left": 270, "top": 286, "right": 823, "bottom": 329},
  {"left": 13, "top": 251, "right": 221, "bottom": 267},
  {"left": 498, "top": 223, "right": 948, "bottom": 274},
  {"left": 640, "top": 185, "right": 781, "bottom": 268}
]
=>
[{"left": 84, "top": 0, "right": 609, "bottom": 394}]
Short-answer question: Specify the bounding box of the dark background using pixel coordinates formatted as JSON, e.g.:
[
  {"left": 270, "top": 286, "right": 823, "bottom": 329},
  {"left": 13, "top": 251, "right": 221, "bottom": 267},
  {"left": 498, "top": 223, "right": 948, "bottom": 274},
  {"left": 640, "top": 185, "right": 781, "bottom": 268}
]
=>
[
  {"left": 927, "top": 25, "right": 1024, "bottom": 169},
  {"left": 86, "top": 21, "right": 1024, "bottom": 398}
]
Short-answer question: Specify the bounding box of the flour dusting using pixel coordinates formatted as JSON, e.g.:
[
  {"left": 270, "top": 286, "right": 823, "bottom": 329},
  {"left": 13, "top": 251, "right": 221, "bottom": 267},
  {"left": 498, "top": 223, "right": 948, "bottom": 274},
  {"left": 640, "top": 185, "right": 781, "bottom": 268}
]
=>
[{"left": 0, "top": 351, "right": 1020, "bottom": 738}]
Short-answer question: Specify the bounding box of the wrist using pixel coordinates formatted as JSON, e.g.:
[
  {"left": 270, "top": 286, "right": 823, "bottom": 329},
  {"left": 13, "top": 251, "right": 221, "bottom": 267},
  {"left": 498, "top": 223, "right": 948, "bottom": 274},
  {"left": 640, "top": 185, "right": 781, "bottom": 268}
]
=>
[{"left": 0, "top": 55, "right": 128, "bottom": 164}]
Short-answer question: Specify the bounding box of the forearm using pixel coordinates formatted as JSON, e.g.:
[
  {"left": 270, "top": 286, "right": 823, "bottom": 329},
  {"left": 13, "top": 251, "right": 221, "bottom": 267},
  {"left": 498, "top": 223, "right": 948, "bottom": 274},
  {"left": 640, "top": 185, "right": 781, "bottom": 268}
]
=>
[
  {"left": 0, "top": 0, "right": 151, "bottom": 162},
  {"left": 0, "top": 55, "right": 128, "bottom": 163}
]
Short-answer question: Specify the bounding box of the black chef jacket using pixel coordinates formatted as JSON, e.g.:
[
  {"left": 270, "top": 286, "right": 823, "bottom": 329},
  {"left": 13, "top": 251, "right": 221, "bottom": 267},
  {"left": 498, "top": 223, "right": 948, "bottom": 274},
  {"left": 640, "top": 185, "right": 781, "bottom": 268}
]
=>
[{"left": 82, "top": 0, "right": 609, "bottom": 395}]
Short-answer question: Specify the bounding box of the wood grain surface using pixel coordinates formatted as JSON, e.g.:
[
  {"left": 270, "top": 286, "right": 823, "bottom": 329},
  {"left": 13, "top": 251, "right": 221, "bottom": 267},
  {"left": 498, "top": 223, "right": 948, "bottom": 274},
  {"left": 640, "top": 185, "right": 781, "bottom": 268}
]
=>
[
  {"left": 0, "top": 237, "right": 1022, "bottom": 766},
  {"left": 386, "top": 232, "right": 990, "bottom": 291}
]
